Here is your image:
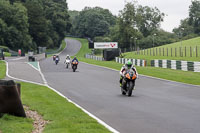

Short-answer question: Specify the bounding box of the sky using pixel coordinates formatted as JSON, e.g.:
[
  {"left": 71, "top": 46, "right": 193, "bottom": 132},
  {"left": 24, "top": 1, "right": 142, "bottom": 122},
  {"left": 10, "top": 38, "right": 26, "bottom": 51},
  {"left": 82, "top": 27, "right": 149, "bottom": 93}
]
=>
[{"left": 67, "top": 0, "right": 192, "bottom": 33}]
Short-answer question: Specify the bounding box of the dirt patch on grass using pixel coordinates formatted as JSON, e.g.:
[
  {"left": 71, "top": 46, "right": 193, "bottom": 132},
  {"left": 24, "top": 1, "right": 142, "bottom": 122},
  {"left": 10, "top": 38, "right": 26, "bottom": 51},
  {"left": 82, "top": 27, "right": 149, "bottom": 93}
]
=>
[{"left": 24, "top": 106, "right": 48, "bottom": 133}]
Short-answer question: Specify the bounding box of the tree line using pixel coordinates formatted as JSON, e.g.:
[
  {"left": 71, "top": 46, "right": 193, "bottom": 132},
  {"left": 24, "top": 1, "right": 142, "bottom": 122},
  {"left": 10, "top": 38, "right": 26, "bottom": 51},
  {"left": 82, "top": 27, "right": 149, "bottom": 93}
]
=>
[
  {"left": 69, "top": 0, "right": 200, "bottom": 50},
  {"left": 1, "top": 0, "right": 200, "bottom": 51},
  {"left": 0, "top": 0, "right": 71, "bottom": 51}
]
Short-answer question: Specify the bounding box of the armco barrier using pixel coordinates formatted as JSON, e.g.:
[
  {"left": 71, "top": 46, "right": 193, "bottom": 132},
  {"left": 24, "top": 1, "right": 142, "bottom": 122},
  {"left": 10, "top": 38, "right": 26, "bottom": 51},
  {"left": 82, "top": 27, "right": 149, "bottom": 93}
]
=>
[
  {"left": 115, "top": 57, "right": 146, "bottom": 67},
  {"left": 85, "top": 54, "right": 104, "bottom": 61},
  {"left": 151, "top": 59, "right": 200, "bottom": 72}
]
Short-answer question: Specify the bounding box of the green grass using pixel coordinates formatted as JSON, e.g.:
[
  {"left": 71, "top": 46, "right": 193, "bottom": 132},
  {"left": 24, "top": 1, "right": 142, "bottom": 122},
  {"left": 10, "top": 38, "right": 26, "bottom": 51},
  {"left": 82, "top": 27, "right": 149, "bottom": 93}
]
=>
[
  {"left": 66, "top": 37, "right": 200, "bottom": 86},
  {"left": 0, "top": 82, "right": 110, "bottom": 133},
  {"left": 46, "top": 40, "right": 67, "bottom": 57},
  {"left": 4, "top": 52, "right": 11, "bottom": 57},
  {"left": 0, "top": 114, "right": 33, "bottom": 133},
  {"left": 124, "top": 37, "right": 200, "bottom": 64},
  {"left": 0, "top": 60, "right": 6, "bottom": 79},
  {"left": 21, "top": 82, "right": 110, "bottom": 133},
  {"left": 66, "top": 37, "right": 92, "bottom": 57},
  {"left": 0, "top": 58, "right": 110, "bottom": 133},
  {"left": 0, "top": 45, "right": 9, "bottom": 52},
  {"left": 77, "top": 58, "right": 200, "bottom": 85}
]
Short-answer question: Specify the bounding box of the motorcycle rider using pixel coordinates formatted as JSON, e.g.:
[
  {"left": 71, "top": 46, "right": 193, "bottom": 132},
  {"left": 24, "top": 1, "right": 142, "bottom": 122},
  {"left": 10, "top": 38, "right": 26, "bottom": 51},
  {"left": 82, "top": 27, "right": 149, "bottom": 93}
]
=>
[
  {"left": 64, "top": 55, "right": 71, "bottom": 63},
  {"left": 119, "top": 60, "right": 138, "bottom": 88},
  {"left": 64, "top": 55, "right": 71, "bottom": 68},
  {"left": 55, "top": 55, "right": 60, "bottom": 63},
  {"left": 72, "top": 56, "right": 79, "bottom": 63}
]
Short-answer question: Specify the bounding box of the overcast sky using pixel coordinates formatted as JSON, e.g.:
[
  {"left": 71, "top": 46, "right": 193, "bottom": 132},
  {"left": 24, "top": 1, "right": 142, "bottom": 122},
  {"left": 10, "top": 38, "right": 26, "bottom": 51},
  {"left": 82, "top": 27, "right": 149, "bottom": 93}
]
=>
[{"left": 67, "top": 0, "right": 192, "bottom": 32}]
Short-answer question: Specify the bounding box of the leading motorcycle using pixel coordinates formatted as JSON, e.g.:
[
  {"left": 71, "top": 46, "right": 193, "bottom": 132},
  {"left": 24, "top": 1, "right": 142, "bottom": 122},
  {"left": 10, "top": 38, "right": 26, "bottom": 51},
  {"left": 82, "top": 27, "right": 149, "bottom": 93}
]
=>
[
  {"left": 72, "top": 60, "right": 78, "bottom": 72},
  {"left": 121, "top": 69, "right": 137, "bottom": 96}
]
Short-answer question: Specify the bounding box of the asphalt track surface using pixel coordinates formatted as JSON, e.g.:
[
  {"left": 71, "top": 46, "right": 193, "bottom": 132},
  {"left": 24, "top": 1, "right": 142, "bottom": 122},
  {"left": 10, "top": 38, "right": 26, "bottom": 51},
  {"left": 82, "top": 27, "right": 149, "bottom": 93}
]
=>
[{"left": 39, "top": 39, "right": 200, "bottom": 133}]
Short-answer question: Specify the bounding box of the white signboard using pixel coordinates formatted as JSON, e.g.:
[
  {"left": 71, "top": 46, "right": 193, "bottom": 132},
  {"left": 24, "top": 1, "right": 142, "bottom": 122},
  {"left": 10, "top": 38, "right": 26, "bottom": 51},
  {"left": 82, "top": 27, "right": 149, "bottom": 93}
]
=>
[{"left": 94, "top": 42, "right": 118, "bottom": 49}]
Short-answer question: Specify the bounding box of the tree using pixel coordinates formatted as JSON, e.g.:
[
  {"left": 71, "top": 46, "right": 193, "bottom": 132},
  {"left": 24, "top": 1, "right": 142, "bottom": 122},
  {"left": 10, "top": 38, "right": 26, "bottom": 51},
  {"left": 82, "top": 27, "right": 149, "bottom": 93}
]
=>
[
  {"left": 72, "top": 7, "right": 116, "bottom": 39},
  {"left": 42, "top": 0, "right": 71, "bottom": 47},
  {"left": 116, "top": 1, "right": 164, "bottom": 49},
  {"left": 189, "top": 0, "right": 200, "bottom": 34},
  {"left": 136, "top": 6, "right": 164, "bottom": 37},
  {"left": 0, "top": 0, "right": 32, "bottom": 51},
  {"left": 25, "top": 0, "right": 51, "bottom": 48}
]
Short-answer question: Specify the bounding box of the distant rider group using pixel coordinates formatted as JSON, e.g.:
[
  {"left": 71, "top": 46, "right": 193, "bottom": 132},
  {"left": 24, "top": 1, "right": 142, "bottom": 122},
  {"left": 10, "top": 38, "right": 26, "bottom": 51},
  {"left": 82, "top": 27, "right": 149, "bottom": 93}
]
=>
[{"left": 53, "top": 54, "right": 79, "bottom": 72}]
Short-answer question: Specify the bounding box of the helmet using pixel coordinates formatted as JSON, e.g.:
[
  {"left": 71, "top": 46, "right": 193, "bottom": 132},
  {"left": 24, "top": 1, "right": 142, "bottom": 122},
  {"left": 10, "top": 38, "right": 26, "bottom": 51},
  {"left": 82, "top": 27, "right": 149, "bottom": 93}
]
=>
[
  {"left": 126, "top": 60, "right": 132, "bottom": 68},
  {"left": 66, "top": 55, "right": 69, "bottom": 58}
]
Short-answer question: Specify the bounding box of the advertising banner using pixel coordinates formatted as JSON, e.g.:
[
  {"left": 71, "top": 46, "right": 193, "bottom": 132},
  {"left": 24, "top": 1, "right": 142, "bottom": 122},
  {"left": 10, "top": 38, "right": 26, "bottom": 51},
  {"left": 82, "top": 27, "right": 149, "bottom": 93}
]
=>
[{"left": 94, "top": 42, "right": 118, "bottom": 49}]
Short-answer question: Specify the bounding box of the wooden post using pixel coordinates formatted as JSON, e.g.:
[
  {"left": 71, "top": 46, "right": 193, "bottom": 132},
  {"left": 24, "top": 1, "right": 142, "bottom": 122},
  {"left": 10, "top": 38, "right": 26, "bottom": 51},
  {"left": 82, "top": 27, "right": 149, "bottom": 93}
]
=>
[
  {"left": 156, "top": 48, "right": 157, "bottom": 56},
  {"left": 190, "top": 46, "right": 192, "bottom": 57},
  {"left": 150, "top": 48, "right": 151, "bottom": 56},
  {"left": 175, "top": 48, "right": 177, "bottom": 57},
  {"left": 196, "top": 46, "right": 198, "bottom": 57},
  {"left": 167, "top": 48, "right": 168, "bottom": 56},
  {"left": 171, "top": 48, "right": 172, "bottom": 57},
  {"left": 163, "top": 48, "right": 165, "bottom": 56}
]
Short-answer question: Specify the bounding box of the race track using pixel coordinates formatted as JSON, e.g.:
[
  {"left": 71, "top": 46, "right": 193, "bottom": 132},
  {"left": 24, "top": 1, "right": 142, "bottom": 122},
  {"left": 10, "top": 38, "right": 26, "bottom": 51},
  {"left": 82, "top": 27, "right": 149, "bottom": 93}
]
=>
[{"left": 40, "top": 39, "right": 200, "bottom": 133}]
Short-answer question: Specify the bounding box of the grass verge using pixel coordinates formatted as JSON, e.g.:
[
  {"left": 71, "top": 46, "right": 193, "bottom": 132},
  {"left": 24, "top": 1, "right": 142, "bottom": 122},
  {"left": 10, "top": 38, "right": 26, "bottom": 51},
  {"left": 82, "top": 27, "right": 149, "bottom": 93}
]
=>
[
  {"left": 0, "top": 114, "right": 33, "bottom": 133},
  {"left": 0, "top": 58, "right": 110, "bottom": 132},
  {"left": 4, "top": 52, "right": 11, "bottom": 57},
  {"left": 67, "top": 37, "right": 200, "bottom": 86},
  {"left": 21, "top": 82, "right": 110, "bottom": 133},
  {"left": 47, "top": 40, "right": 67, "bottom": 58},
  {"left": 0, "top": 82, "right": 110, "bottom": 133},
  {"left": 124, "top": 37, "right": 200, "bottom": 64},
  {"left": 0, "top": 60, "right": 6, "bottom": 79}
]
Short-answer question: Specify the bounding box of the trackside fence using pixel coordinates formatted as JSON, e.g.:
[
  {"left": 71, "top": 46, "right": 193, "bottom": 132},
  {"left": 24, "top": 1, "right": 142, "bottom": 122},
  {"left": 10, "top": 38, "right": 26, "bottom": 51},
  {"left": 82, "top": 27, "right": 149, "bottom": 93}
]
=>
[
  {"left": 151, "top": 59, "right": 200, "bottom": 72},
  {"left": 85, "top": 54, "right": 104, "bottom": 61},
  {"left": 115, "top": 57, "right": 147, "bottom": 67}
]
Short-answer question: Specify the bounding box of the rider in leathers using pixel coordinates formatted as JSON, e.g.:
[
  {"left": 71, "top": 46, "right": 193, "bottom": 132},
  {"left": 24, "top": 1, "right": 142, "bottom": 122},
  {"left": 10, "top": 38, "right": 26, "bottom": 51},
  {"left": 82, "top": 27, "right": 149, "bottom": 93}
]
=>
[
  {"left": 64, "top": 55, "right": 71, "bottom": 63},
  {"left": 120, "top": 60, "right": 138, "bottom": 88},
  {"left": 64, "top": 55, "right": 71, "bottom": 67}
]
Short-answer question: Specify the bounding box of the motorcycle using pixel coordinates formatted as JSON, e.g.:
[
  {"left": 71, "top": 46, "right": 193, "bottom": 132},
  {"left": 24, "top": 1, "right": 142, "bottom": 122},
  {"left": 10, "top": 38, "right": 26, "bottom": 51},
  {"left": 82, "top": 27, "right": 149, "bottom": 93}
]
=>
[
  {"left": 121, "top": 69, "right": 137, "bottom": 96},
  {"left": 55, "top": 57, "right": 59, "bottom": 65},
  {"left": 72, "top": 60, "right": 78, "bottom": 72},
  {"left": 65, "top": 59, "right": 71, "bottom": 68},
  {"left": 53, "top": 55, "right": 56, "bottom": 61}
]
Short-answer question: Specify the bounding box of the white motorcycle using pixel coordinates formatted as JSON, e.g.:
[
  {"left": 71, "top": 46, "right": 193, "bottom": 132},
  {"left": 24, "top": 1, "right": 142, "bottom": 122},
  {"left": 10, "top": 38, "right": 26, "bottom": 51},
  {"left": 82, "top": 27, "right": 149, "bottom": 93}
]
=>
[{"left": 65, "top": 59, "right": 71, "bottom": 69}]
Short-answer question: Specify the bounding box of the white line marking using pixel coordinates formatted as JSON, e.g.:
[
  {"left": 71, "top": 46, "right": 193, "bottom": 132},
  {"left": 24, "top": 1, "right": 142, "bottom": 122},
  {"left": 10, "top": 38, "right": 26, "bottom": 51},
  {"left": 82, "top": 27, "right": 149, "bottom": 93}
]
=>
[
  {"left": 46, "top": 84, "right": 120, "bottom": 133},
  {"left": 38, "top": 63, "right": 48, "bottom": 85},
  {"left": 5, "top": 60, "right": 119, "bottom": 133},
  {"left": 8, "top": 57, "right": 26, "bottom": 61},
  {"left": 27, "top": 62, "right": 47, "bottom": 85},
  {"left": 27, "top": 62, "right": 39, "bottom": 71},
  {"left": 5, "top": 61, "right": 45, "bottom": 86},
  {"left": 38, "top": 62, "right": 119, "bottom": 133}
]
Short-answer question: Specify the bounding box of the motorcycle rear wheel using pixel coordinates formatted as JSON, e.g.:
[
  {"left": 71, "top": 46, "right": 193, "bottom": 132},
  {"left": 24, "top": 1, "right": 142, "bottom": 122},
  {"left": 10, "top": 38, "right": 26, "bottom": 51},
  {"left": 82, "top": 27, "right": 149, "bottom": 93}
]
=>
[{"left": 121, "top": 87, "right": 126, "bottom": 95}]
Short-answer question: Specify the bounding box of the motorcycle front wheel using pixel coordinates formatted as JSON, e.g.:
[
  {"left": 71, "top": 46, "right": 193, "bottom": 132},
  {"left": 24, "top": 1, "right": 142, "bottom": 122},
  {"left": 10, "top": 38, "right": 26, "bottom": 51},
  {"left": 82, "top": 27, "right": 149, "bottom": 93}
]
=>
[
  {"left": 72, "top": 66, "right": 76, "bottom": 72},
  {"left": 127, "top": 81, "right": 134, "bottom": 96}
]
